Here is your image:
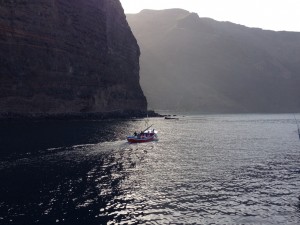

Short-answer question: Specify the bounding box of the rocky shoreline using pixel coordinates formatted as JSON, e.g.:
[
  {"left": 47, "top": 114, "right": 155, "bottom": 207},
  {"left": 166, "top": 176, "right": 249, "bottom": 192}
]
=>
[{"left": 0, "top": 110, "right": 161, "bottom": 121}]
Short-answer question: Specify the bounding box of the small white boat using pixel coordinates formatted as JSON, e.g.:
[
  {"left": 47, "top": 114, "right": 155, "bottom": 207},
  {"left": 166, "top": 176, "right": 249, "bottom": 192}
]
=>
[{"left": 127, "top": 125, "right": 158, "bottom": 143}]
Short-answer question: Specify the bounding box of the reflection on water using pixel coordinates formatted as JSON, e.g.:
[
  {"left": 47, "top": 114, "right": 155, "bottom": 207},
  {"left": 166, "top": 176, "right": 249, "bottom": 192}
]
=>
[
  {"left": 0, "top": 115, "right": 300, "bottom": 224},
  {"left": 0, "top": 141, "right": 153, "bottom": 225}
]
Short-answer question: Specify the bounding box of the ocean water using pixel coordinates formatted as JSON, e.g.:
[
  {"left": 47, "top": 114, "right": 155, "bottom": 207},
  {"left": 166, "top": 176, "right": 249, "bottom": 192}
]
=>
[{"left": 0, "top": 114, "right": 300, "bottom": 225}]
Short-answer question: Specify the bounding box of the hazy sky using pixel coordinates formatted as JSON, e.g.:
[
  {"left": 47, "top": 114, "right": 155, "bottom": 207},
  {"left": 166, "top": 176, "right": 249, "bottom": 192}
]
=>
[{"left": 120, "top": 0, "right": 300, "bottom": 32}]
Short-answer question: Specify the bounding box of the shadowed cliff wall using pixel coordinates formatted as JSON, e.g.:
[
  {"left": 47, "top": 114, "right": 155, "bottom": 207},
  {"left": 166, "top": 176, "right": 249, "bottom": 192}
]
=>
[{"left": 0, "top": 0, "right": 147, "bottom": 117}]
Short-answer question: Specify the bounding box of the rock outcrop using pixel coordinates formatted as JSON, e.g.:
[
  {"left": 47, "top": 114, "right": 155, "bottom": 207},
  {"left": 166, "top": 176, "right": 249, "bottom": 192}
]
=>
[
  {"left": 127, "top": 9, "right": 300, "bottom": 113},
  {"left": 0, "top": 0, "right": 147, "bottom": 118}
]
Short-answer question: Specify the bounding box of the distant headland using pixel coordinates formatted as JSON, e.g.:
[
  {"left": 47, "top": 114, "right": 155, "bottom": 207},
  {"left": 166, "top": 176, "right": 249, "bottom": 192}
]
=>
[{"left": 127, "top": 9, "right": 300, "bottom": 113}]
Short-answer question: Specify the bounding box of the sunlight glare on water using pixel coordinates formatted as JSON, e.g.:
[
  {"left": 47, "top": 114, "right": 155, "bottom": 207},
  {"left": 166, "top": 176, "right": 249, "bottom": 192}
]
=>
[{"left": 0, "top": 114, "right": 300, "bottom": 225}]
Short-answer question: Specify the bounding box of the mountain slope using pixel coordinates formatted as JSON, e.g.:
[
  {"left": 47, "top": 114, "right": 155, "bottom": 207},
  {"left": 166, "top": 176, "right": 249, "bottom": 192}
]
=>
[{"left": 127, "top": 9, "right": 300, "bottom": 113}]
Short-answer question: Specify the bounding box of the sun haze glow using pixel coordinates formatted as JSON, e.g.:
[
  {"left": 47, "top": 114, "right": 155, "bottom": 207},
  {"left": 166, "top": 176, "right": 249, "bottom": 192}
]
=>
[{"left": 120, "top": 0, "right": 300, "bottom": 32}]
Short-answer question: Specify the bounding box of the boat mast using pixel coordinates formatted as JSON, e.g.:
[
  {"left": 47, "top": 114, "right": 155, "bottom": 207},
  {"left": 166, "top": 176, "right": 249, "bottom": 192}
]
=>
[
  {"left": 145, "top": 112, "right": 149, "bottom": 127},
  {"left": 142, "top": 124, "right": 153, "bottom": 133},
  {"left": 293, "top": 114, "right": 300, "bottom": 140}
]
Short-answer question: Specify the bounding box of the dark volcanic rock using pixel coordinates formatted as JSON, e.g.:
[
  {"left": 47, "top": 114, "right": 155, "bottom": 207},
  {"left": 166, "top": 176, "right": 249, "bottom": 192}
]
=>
[
  {"left": 0, "top": 0, "right": 147, "bottom": 117},
  {"left": 127, "top": 9, "right": 300, "bottom": 113}
]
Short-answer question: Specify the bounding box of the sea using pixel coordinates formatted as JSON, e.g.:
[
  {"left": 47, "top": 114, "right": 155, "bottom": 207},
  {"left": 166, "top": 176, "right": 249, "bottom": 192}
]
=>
[{"left": 0, "top": 114, "right": 300, "bottom": 225}]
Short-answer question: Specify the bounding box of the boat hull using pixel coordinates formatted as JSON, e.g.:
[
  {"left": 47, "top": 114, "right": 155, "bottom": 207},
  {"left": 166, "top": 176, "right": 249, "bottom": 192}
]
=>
[{"left": 127, "top": 134, "right": 157, "bottom": 143}]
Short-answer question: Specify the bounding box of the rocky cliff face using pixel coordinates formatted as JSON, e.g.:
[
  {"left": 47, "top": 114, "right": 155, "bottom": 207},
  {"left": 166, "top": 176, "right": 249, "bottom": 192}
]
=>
[
  {"left": 0, "top": 0, "right": 147, "bottom": 117},
  {"left": 127, "top": 9, "right": 300, "bottom": 113}
]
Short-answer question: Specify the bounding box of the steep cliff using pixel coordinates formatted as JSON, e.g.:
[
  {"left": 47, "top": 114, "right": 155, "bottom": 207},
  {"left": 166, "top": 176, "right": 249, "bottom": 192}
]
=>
[
  {"left": 0, "top": 0, "right": 147, "bottom": 117},
  {"left": 127, "top": 9, "right": 300, "bottom": 113}
]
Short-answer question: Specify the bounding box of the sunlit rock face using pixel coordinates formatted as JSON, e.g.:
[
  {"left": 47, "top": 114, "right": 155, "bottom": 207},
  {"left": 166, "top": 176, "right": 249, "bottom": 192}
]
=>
[
  {"left": 127, "top": 9, "right": 300, "bottom": 113},
  {"left": 0, "top": 0, "right": 147, "bottom": 116}
]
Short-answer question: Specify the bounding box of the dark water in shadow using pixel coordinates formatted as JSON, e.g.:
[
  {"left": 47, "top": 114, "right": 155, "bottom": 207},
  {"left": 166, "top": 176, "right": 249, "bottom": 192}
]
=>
[
  {"left": 0, "top": 115, "right": 300, "bottom": 224},
  {"left": 0, "top": 120, "right": 130, "bottom": 160}
]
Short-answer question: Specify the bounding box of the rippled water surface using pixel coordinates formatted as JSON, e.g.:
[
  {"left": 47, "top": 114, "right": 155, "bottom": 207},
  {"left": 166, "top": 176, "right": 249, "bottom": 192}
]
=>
[{"left": 1, "top": 114, "right": 300, "bottom": 225}]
